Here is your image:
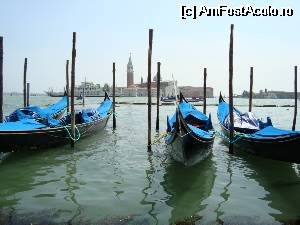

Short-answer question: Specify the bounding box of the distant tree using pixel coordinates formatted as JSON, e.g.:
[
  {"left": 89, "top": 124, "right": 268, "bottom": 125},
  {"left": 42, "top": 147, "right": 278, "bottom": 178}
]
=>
[{"left": 103, "top": 83, "right": 110, "bottom": 93}]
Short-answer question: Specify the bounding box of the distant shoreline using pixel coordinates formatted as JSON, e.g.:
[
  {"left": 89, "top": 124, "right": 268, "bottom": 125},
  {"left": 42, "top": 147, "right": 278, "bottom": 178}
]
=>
[{"left": 3, "top": 93, "right": 299, "bottom": 100}]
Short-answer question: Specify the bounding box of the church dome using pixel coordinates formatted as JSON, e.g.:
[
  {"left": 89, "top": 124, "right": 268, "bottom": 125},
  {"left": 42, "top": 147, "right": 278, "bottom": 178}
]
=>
[{"left": 153, "top": 73, "right": 162, "bottom": 82}]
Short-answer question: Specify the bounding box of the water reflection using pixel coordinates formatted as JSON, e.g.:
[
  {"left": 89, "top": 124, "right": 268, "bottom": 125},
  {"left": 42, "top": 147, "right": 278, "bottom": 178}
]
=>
[
  {"left": 0, "top": 149, "right": 65, "bottom": 210},
  {"left": 162, "top": 155, "right": 216, "bottom": 224},
  {"left": 241, "top": 152, "right": 300, "bottom": 223},
  {"left": 140, "top": 152, "right": 159, "bottom": 225},
  {"left": 0, "top": 98, "right": 299, "bottom": 224},
  {"left": 64, "top": 151, "right": 82, "bottom": 223},
  {"left": 215, "top": 154, "right": 233, "bottom": 221}
]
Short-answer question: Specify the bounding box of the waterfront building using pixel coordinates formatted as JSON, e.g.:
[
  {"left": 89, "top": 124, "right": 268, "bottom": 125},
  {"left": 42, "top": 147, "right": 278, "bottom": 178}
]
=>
[
  {"left": 46, "top": 54, "right": 214, "bottom": 97},
  {"left": 118, "top": 54, "right": 214, "bottom": 97},
  {"left": 74, "top": 82, "right": 104, "bottom": 97}
]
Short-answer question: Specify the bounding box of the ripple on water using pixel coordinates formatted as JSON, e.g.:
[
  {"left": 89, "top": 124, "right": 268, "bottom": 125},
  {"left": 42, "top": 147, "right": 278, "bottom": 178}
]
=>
[{"left": 0, "top": 98, "right": 300, "bottom": 224}]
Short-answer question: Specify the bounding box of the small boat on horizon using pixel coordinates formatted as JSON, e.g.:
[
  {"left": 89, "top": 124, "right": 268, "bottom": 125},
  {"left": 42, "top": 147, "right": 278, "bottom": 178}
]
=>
[
  {"left": 76, "top": 94, "right": 83, "bottom": 100},
  {"left": 217, "top": 93, "right": 300, "bottom": 163},
  {"left": 161, "top": 96, "right": 176, "bottom": 103},
  {"left": 165, "top": 92, "right": 215, "bottom": 165},
  {"left": 185, "top": 97, "right": 202, "bottom": 103}
]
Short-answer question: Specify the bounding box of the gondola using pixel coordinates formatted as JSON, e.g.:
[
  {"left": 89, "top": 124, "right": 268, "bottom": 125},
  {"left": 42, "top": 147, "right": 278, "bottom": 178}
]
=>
[
  {"left": 217, "top": 93, "right": 300, "bottom": 163},
  {"left": 165, "top": 92, "right": 214, "bottom": 164},
  {"left": 0, "top": 93, "right": 112, "bottom": 152}
]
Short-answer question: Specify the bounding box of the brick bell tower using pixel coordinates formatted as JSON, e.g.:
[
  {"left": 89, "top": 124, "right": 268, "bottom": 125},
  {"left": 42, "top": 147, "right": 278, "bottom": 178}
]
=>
[{"left": 127, "top": 53, "right": 134, "bottom": 88}]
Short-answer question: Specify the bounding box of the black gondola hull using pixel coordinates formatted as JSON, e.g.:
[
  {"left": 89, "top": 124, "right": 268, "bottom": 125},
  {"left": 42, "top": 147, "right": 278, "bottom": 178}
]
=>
[
  {"left": 166, "top": 131, "right": 213, "bottom": 164},
  {"left": 0, "top": 114, "right": 111, "bottom": 152},
  {"left": 220, "top": 124, "right": 300, "bottom": 163},
  {"left": 166, "top": 110, "right": 214, "bottom": 165}
]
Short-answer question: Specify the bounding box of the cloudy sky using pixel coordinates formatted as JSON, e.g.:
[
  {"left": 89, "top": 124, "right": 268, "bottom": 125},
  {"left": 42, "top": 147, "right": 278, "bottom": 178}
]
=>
[{"left": 0, "top": 0, "right": 299, "bottom": 95}]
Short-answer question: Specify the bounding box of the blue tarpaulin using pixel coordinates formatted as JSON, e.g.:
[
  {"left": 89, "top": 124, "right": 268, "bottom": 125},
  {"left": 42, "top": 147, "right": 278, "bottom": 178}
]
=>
[
  {"left": 187, "top": 124, "right": 213, "bottom": 139},
  {"left": 217, "top": 101, "right": 242, "bottom": 124},
  {"left": 97, "top": 99, "right": 112, "bottom": 118},
  {"left": 0, "top": 96, "right": 111, "bottom": 131},
  {"left": 5, "top": 96, "right": 67, "bottom": 122},
  {"left": 42, "top": 96, "right": 68, "bottom": 116},
  {"left": 0, "top": 119, "right": 46, "bottom": 131},
  {"left": 217, "top": 98, "right": 299, "bottom": 138},
  {"left": 179, "top": 101, "right": 209, "bottom": 121},
  {"left": 251, "top": 126, "right": 300, "bottom": 139},
  {"left": 166, "top": 101, "right": 213, "bottom": 139},
  {"left": 80, "top": 109, "right": 101, "bottom": 123}
]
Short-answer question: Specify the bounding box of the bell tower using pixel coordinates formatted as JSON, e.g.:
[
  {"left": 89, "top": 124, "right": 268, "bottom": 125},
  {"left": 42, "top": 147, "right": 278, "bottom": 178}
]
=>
[{"left": 127, "top": 53, "right": 134, "bottom": 87}]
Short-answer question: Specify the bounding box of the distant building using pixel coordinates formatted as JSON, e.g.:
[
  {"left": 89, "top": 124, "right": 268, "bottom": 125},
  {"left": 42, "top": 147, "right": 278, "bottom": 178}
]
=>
[
  {"left": 239, "top": 90, "right": 300, "bottom": 99},
  {"left": 75, "top": 82, "right": 103, "bottom": 97},
  {"left": 179, "top": 86, "right": 214, "bottom": 98},
  {"left": 47, "top": 54, "right": 214, "bottom": 98},
  {"left": 127, "top": 54, "right": 134, "bottom": 88},
  {"left": 120, "top": 54, "right": 214, "bottom": 97}
]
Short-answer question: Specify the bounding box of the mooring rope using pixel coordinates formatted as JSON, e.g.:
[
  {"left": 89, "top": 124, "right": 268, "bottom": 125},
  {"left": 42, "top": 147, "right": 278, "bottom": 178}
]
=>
[
  {"left": 210, "top": 130, "right": 249, "bottom": 144},
  {"left": 148, "top": 131, "right": 169, "bottom": 147},
  {"left": 149, "top": 128, "right": 249, "bottom": 146},
  {"left": 63, "top": 125, "right": 81, "bottom": 142},
  {"left": 148, "top": 129, "right": 192, "bottom": 147}
]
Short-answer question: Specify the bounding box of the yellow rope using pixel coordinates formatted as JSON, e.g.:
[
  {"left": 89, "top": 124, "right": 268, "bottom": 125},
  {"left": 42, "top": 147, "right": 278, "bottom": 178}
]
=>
[{"left": 148, "top": 131, "right": 169, "bottom": 146}]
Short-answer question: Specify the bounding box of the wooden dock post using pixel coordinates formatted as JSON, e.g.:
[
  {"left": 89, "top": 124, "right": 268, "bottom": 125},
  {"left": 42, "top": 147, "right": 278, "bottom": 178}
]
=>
[
  {"left": 70, "top": 32, "right": 76, "bottom": 147},
  {"left": 66, "top": 60, "right": 69, "bottom": 112},
  {"left": 26, "top": 83, "right": 30, "bottom": 106},
  {"left": 147, "top": 29, "right": 153, "bottom": 152},
  {"left": 112, "top": 62, "right": 116, "bottom": 129},
  {"left": 229, "top": 24, "right": 234, "bottom": 154},
  {"left": 156, "top": 62, "right": 161, "bottom": 131},
  {"left": 83, "top": 77, "right": 86, "bottom": 106},
  {"left": 0, "top": 36, "right": 3, "bottom": 122},
  {"left": 249, "top": 67, "right": 253, "bottom": 112},
  {"left": 23, "top": 58, "right": 27, "bottom": 107},
  {"left": 292, "top": 66, "right": 298, "bottom": 131},
  {"left": 203, "top": 68, "right": 207, "bottom": 115}
]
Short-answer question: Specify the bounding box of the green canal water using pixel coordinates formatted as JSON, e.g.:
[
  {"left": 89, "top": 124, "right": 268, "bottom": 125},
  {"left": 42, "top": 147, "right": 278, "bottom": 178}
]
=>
[{"left": 0, "top": 96, "right": 300, "bottom": 225}]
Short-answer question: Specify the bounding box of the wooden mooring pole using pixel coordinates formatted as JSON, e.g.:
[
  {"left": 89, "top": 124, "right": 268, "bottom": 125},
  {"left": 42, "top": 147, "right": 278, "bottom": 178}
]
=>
[
  {"left": 156, "top": 62, "right": 161, "bottom": 131},
  {"left": 26, "top": 83, "right": 30, "bottom": 106},
  {"left": 83, "top": 77, "right": 86, "bottom": 106},
  {"left": 229, "top": 24, "right": 234, "bottom": 154},
  {"left": 66, "top": 60, "right": 69, "bottom": 112},
  {"left": 203, "top": 68, "right": 207, "bottom": 115},
  {"left": 23, "top": 58, "right": 27, "bottom": 107},
  {"left": 70, "top": 32, "right": 76, "bottom": 147},
  {"left": 113, "top": 62, "right": 116, "bottom": 129},
  {"left": 147, "top": 29, "right": 153, "bottom": 152},
  {"left": 0, "top": 36, "right": 3, "bottom": 122},
  {"left": 249, "top": 67, "right": 253, "bottom": 112},
  {"left": 292, "top": 66, "right": 298, "bottom": 131}
]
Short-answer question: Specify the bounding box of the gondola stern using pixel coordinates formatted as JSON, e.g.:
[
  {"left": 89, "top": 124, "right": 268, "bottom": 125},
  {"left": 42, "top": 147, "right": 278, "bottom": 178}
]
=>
[
  {"left": 219, "top": 92, "right": 225, "bottom": 103},
  {"left": 104, "top": 91, "right": 110, "bottom": 101}
]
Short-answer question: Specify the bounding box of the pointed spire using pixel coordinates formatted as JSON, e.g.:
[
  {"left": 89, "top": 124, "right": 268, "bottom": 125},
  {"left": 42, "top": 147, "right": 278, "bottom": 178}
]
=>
[{"left": 128, "top": 53, "right": 132, "bottom": 66}]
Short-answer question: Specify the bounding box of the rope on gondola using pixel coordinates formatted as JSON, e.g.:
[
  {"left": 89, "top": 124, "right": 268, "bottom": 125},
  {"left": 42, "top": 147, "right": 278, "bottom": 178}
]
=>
[
  {"left": 112, "top": 112, "right": 118, "bottom": 117},
  {"left": 178, "top": 130, "right": 192, "bottom": 138},
  {"left": 148, "top": 131, "right": 169, "bottom": 146},
  {"left": 63, "top": 125, "right": 81, "bottom": 142},
  {"left": 210, "top": 130, "right": 249, "bottom": 144}
]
